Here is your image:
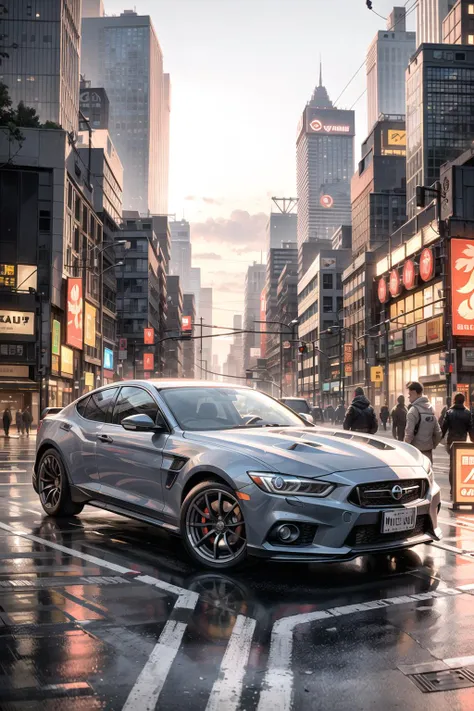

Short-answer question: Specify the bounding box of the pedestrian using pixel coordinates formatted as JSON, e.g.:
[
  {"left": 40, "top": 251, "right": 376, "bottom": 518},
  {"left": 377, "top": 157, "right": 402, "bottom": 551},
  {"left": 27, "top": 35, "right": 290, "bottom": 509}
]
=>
[
  {"left": 441, "top": 392, "right": 474, "bottom": 498},
  {"left": 2, "top": 407, "right": 12, "bottom": 437},
  {"left": 380, "top": 402, "right": 390, "bottom": 431},
  {"left": 22, "top": 406, "right": 33, "bottom": 436},
  {"left": 391, "top": 395, "right": 408, "bottom": 442},
  {"left": 404, "top": 381, "right": 442, "bottom": 463},
  {"left": 326, "top": 404, "right": 336, "bottom": 424},
  {"left": 343, "top": 387, "right": 378, "bottom": 434},
  {"left": 15, "top": 409, "right": 24, "bottom": 435},
  {"left": 335, "top": 402, "right": 346, "bottom": 425},
  {"left": 439, "top": 397, "right": 452, "bottom": 429}
]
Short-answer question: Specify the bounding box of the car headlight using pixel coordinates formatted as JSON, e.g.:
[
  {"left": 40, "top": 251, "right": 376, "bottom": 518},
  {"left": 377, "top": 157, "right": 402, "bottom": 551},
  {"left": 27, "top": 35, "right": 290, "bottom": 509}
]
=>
[
  {"left": 248, "top": 472, "right": 335, "bottom": 497},
  {"left": 422, "top": 456, "right": 434, "bottom": 486}
]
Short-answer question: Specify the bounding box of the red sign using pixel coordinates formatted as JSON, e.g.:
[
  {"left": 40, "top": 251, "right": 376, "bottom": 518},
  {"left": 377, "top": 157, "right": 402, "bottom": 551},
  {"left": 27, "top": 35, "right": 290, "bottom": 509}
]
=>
[
  {"left": 144, "top": 328, "right": 154, "bottom": 344},
  {"left": 403, "top": 259, "right": 416, "bottom": 290},
  {"left": 119, "top": 337, "right": 127, "bottom": 350},
  {"left": 344, "top": 343, "right": 353, "bottom": 364},
  {"left": 181, "top": 315, "right": 192, "bottom": 332},
  {"left": 143, "top": 353, "right": 154, "bottom": 371},
  {"left": 419, "top": 248, "right": 434, "bottom": 282},
  {"left": 389, "top": 269, "right": 401, "bottom": 297},
  {"left": 378, "top": 277, "right": 388, "bottom": 304},
  {"left": 451, "top": 239, "right": 474, "bottom": 336},
  {"left": 66, "top": 278, "right": 83, "bottom": 349},
  {"left": 320, "top": 194, "right": 334, "bottom": 208}
]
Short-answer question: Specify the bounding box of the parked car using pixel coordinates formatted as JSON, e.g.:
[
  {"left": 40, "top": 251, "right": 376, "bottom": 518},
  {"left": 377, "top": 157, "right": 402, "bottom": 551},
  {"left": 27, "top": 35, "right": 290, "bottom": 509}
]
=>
[
  {"left": 34, "top": 380, "right": 441, "bottom": 569},
  {"left": 279, "top": 397, "right": 315, "bottom": 423}
]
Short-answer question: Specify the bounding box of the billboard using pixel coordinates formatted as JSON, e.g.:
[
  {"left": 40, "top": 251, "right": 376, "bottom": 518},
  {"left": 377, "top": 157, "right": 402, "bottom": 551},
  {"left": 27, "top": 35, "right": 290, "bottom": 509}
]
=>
[
  {"left": 452, "top": 443, "right": 474, "bottom": 505},
  {"left": 181, "top": 315, "right": 192, "bottom": 332},
  {"left": 451, "top": 239, "right": 474, "bottom": 336},
  {"left": 84, "top": 302, "right": 97, "bottom": 348},
  {"left": 143, "top": 353, "right": 154, "bottom": 371},
  {"left": 52, "top": 320, "right": 61, "bottom": 355},
  {"left": 305, "top": 108, "right": 355, "bottom": 137},
  {"left": 61, "top": 345, "right": 74, "bottom": 376},
  {"left": 381, "top": 129, "right": 406, "bottom": 156},
  {"left": 66, "top": 278, "right": 83, "bottom": 349},
  {"left": 144, "top": 327, "right": 154, "bottom": 344},
  {"left": 104, "top": 347, "right": 114, "bottom": 371},
  {"left": 0, "top": 310, "right": 35, "bottom": 336}
]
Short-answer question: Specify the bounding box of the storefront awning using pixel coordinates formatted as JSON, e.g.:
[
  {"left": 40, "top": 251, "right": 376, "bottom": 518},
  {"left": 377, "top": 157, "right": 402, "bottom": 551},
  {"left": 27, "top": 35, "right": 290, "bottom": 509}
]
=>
[{"left": 0, "top": 379, "right": 38, "bottom": 390}]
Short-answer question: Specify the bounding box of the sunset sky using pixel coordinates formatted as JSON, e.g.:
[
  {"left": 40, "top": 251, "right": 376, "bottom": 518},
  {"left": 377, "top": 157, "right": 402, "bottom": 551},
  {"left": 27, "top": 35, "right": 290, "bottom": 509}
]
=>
[{"left": 104, "top": 0, "right": 416, "bottom": 361}]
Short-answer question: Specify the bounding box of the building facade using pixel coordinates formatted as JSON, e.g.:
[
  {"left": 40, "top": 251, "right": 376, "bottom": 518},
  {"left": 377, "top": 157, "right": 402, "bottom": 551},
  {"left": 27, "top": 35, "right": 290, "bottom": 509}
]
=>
[
  {"left": 163, "top": 276, "right": 183, "bottom": 378},
  {"left": 417, "top": 0, "right": 451, "bottom": 45},
  {"left": 442, "top": 0, "right": 474, "bottom": 44},
  {"left": 366, "top": 7, "right": 416, "bottom": 131},
  {"left": 79, "top": 80, "right": 110, "bottom": 130},
  {"left": 243, "top": 263, "right": 266, "bottom": 370},
  {"left": 1, "top": 0, "right": 81, "bottom": 133},
  {"left": 296, "top": 70, "right": 354, "bottom": 274},
  {"left": 200, "top": 287, "right": 213, "bottom": 378},
  {"left": 276, "top": 264, "right": 298, "bottom": 395},
  {"left": 266, "top": 199, "right": 297, "bottom": 253},
  {"left": 406, "top": 44, "right": 474, "bottom": 217},
  {"left": 169, "top": 220, "right": 191, "bottom": 293},
  {"left": 81, "top": 10, "right": 169, "bottom": 215}
]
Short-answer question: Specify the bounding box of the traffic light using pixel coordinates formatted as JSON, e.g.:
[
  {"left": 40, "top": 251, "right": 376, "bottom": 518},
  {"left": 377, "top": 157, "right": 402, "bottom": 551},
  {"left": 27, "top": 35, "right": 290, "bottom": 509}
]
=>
[
  {"left": 416, "top": 186, "right": 426, "bottom": 208},
  {"left": 298, "top": 342, "right": 308, "bottom": 354},
  {"left": 366, "top": 0, "right": 373, "bottom": 8}
]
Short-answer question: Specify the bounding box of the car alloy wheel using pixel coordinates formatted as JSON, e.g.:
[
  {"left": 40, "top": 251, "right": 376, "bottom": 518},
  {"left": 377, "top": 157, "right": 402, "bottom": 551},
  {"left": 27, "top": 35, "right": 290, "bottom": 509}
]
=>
[
  {"left": 184, "top": 483, "right": 247, "bottom": 567},
  {"left": 39, "top": 453, "right": 63, "bottom": 511}
]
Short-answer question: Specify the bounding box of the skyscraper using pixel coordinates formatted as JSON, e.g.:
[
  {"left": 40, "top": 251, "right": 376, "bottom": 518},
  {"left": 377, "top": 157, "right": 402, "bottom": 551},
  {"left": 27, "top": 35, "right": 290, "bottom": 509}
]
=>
[
  {"left": 296, "top": 65, "right": 355, "bottom": 274},
  {"left": 169, "top": 220, "right": 191, "bottom": 293},
  {"left": 1, "top": 0, "right": 81, "bottom": 133},
  {"left": 200, "top": 287, "right": 213, "bottom": 378},
  {"left": 417, "top": 0, "right": 451, "bottom": 44},
  {"left": 442, "top": 0, "right": 474, "bottom": 44},
  {"left": 243, "top": 263, "right": 266, "bottom": 370},
  {"left": 266, "top": 198, "right": 298, "bottom": 253},
  {"left": 406, "top": 44, "right": 474, "bottom": 217},
  {"left": 366, "top": 7, "right": 416, "bottom": 131},
  {"left": 81, "top": 10, "right": 170, "bottom": 215}
]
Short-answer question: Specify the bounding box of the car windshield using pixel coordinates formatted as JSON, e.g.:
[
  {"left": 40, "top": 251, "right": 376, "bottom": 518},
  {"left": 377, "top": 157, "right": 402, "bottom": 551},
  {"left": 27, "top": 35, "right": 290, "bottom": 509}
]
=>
[
  {"left": 282, "top": 399, "right": 311, "bottom": 414},
  {"left": 158, "top": 387, "right": 306, "bottom": 431}
]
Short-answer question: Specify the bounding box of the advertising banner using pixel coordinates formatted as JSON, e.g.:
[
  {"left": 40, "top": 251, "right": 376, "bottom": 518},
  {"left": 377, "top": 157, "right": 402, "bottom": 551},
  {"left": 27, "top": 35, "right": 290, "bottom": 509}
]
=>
[
  {"left": 371, "top": 366, "right": 384, "bottom": 383},
  {"left": 52, "top": 320, "right": 61, "bottom": 355},
  {"left": 66, "top": 278, "right": 83, "bottom": 349},
  {"left": 405, "top": 325, "right": 416, "bottom": 351},
  {"left": 104, "top": 348, "right": 114, "bottom": 371},
  {"left": 181, "top": 315, "right": 192, "bottom": 331},
  {"left": 451, "top": 239, "right": 474, "bottom": 336},
  {"left": 143, "top": 353, "right": 154, "bottom": 371},
  {"left": 0, "top": 264, "right": 15, "bottom": 288},
  {"left": 84, "top": 372, "right": 94, "bottom": 387},
  {"left": 452, "top": 442, "right": 474, "bottom": 507},
  {"left": 84, "top": 303, "right": 97, "bottom": 348},
  {"left": 427, "top": 316, "right": 443, "bottom": 344},
  {"left": 61, "top": 346, "right": 74, "bottom": 376},
  {"left": 144, "top": 328, "right": 154, "bottom": 344},
  {"left": 343, "top": 343, "right": 353, "bottom": 364},
  {"left": 0, "top": 310, "right": 35, "bottom": 336}
]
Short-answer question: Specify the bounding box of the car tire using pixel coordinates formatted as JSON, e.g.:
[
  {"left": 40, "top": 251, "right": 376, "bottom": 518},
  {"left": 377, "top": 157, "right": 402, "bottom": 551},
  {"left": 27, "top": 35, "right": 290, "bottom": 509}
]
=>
[
  {"left": 180, "top": 480, "right": 247, "bottom": 570},
  {"left": 37, "top": 449, "right": 84, "bottom": 517}
]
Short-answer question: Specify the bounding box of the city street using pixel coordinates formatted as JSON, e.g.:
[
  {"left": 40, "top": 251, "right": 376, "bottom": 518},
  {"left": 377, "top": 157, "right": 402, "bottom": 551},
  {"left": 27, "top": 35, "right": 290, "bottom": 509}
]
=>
[{"left": 1, "top": 434, "right": 474, "bottom": 710}]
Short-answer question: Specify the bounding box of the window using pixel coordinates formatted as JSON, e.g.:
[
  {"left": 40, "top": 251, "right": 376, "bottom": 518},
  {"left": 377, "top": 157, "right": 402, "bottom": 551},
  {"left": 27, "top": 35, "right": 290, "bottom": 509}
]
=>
[
  {"left": 112, "top": 386, "right": 159, "bottom": 425},
  {"left": 82, "top": 388, "right": 118, "bottom": 422},
  {"left": 322, "top": 273, "right": 333, "bottom": 289},
  {"left": 76, "top": 397, "right": 89, "bottom": 418},
  {"left": 469, "top": 35, "right": 474, "bottom": 45},
  {"left": 469, "top": 4, "right": 474, "bottom": 14},
  {"left": 323, "top": 296, "right": 333, "bottom": 313}
]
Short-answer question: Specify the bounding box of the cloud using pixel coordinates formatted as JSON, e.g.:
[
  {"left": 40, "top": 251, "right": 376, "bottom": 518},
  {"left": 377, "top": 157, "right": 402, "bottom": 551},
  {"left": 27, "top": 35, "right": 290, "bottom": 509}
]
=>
[
  {"left": 184, "top": 195, "right": 197, "bottom": 201},
  {"left": 209, "top": 275, "right": 245, "bottom": 293},
  {"left": 193, "top": 252, "right": 222, "bottom": 261},
  {"left": 191, "top": 210, "right": 268, "bottom": 252},
  {"left": 184, "top": 195, "right": 222, "bottom": 205}
]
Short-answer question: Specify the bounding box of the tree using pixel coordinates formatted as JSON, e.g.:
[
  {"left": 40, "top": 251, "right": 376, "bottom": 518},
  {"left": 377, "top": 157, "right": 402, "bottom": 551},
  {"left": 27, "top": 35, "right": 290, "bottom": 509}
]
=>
[
  {"left": 14, "top": 100, "right": 40, "bottom": 128},
  {"left": 0, "top": 83, "right": 61, "bottom": 153}
]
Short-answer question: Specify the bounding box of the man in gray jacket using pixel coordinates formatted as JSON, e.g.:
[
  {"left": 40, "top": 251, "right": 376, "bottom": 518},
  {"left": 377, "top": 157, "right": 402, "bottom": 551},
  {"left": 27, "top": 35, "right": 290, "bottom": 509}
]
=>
[{"left": 404, "top": 381, "right": 442, "bottom": 463}]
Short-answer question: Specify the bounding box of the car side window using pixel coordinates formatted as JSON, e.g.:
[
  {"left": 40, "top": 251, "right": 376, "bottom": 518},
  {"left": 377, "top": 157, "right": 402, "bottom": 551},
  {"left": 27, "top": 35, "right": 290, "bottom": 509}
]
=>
[
  {"left": 112, "top": 386, "right": 159, "bottom": 425},
  {"left": 83, "top": 388, "right": 118, "bottom": 422},
  {"left": 76, "top": 396, "right": 90, "bottom": 418}
]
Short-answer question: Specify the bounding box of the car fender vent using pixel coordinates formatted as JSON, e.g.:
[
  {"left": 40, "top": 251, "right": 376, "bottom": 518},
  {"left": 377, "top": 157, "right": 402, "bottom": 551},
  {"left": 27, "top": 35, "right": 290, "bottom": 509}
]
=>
[{"left": 287, "top": 441, "right": 322, "bottom": 452}]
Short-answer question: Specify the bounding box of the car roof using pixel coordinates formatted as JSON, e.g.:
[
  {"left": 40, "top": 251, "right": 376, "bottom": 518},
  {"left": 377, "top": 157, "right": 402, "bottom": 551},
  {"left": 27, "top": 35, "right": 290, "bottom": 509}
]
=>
[
  {"left": 281, "top": 397, "right": 306, "bottom": 401},
  {"left": 86, "top": 379, "right": 252, "bottom": 393}
]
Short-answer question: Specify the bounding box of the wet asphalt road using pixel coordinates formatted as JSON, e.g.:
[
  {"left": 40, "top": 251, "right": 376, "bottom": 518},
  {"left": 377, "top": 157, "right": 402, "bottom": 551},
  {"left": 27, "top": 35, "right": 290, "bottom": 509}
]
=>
[{"left": 1, "top": 433, "right": 474, "bottom": 710}]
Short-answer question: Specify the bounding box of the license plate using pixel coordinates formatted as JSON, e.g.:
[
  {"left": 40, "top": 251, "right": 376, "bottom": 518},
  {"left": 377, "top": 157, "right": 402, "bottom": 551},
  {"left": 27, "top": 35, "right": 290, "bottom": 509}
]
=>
[{"left": 381, "top": 508, "right": 416, "bottom": 534}]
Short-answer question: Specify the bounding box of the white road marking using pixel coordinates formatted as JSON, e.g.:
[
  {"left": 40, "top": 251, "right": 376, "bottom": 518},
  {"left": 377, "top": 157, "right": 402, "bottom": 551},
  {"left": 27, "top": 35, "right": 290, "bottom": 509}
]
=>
[
  {"left": 205, "top": 614, "right": 257, "bottom": 711},
  {"left": 0, "top": 469, "right": 27, "bottom": 473},
  {"left": 0, "top": 482, "right": 30, "bottom": 486},
  {"left": 439, "top": 516, "right": 474, "bottom": 531},
  {"left": 458, "top": 583, "right": 474, "bottom": 591},
  {"left": 122, "top": 619, "right": 188, "bottom": 711},
  {"left": 256, "top": 588, "right": 462, "bottom": 711}
]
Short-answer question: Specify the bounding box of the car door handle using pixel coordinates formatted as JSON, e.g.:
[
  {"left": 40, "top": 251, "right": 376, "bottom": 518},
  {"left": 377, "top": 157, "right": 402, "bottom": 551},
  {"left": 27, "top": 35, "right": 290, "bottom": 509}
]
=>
[{"left": 97, "top": 434, "right": 113, "bottom": 443}]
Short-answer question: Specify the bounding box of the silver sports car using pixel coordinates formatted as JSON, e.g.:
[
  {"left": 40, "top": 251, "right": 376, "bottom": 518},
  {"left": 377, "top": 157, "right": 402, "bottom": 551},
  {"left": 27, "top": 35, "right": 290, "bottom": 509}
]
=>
[{"left": 34, "top": 380, "right": 442, "bottom": 569}]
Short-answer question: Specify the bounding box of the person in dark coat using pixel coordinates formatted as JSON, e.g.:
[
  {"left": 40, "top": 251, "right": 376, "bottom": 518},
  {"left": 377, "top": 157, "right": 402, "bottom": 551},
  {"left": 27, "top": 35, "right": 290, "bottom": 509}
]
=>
[
  {"left": 15, "top": 410, "right": 24, "bottom": 435},
  {"left": 343, "top": 387, "right": 378, "bottom": 434},
  {"left": 441, "top": 392, "right": 474, "bottom": 497},
  {"left": 439, "top": 397, "right": 452, "bottom": 429},
  {"left": 335, "top": 403, "right": 346, "bottom": 425},
  {"left": 380, "top": 403, "right": 390, "bottom": 431},
  {"left": 326, "top": 405, "right": 336, "bottom": 424},
  {"left": 22, "top": 406, "right": 33, "bottom": 436},
  {"left": 2, "top": 407, "right": 12, "bottom": 437},
  {"left": 391, "top": 395, "right": 408, "bottom": 441}
]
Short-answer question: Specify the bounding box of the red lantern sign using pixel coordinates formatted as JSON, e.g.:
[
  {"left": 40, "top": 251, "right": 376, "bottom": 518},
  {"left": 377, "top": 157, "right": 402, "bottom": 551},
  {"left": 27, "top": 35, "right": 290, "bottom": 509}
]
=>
[
  {"left": 389, "top": 269, "right": 401, "bottom": 297},
  {"left": 378, "top": 277, "right": 388, "bottom": 303},
  {"left": 403, "top": 259, "right": 416, "bottom": 290},
  {"left": 144, "top": 327, "right": 154, "bottom": 344},
  {"left": 143, "top": 353, "right": 154, "bottom": 371},
  {"left": 419, "top": 248, "right": 434, "bottom": 282},
  {"left": 320, "top": 194, "right": 334, "bottom": 208},
  {"left": 181, "top": 315, "right": 192, "bottom": 332}
]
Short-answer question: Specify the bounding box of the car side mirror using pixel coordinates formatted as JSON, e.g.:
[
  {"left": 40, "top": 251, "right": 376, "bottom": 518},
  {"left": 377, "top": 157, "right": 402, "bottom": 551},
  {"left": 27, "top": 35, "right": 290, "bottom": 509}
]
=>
[
  {"left": 300, "top": 413, "right": 314, "bottom": 425},
  {"left": 121, "top": 414, "right": 164, "bottom": 432}
]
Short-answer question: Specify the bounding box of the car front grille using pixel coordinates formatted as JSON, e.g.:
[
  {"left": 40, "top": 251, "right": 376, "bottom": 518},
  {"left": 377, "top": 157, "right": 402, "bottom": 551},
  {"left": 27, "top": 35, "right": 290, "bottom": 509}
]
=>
[
  {"left": 345, "top": 514, "right": 431, "bottom": 548},
  {"left": 348, "top": 478, "right": 427, "bottom": 508}
]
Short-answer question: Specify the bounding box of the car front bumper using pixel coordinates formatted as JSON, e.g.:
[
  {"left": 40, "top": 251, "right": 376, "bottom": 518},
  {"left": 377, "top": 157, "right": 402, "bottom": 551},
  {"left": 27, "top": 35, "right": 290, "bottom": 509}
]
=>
[{"left": 241, "top": 477, "right": 442, "bottom": 562}]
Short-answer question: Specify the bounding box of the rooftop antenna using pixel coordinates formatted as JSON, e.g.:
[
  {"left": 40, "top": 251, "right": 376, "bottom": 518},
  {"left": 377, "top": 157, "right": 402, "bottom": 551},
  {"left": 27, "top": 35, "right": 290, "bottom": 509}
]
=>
[{"left": 319, "top": 54, "right": 323, "bottom": 87}]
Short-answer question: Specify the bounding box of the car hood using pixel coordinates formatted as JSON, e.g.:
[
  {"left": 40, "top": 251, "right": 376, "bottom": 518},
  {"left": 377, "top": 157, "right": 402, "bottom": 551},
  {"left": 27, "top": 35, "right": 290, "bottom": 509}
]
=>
[{"left": 183, "top": 427, "right": 425, "bottom": 477}]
